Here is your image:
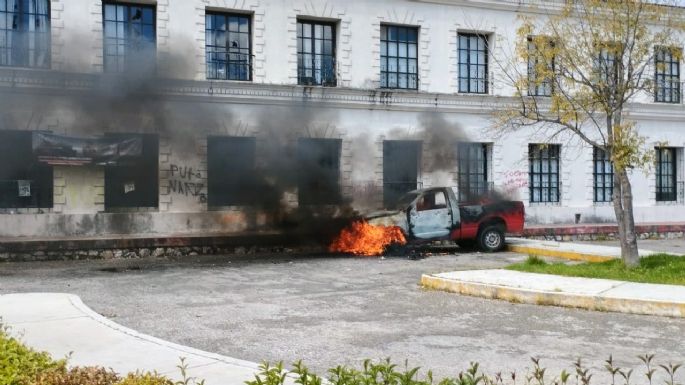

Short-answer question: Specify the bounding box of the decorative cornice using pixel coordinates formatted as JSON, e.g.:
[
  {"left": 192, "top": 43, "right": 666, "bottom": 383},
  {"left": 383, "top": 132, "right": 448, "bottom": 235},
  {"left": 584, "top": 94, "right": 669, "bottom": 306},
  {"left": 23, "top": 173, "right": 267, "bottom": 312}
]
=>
[
  {"left": 410, "top": 0, "right": 685, "bottom": 19},
  {"left": 1, "top": 68, "right": 684, "bottom": 120},
  {"left": 407, "top": 0, "right": 563, "bottom": 14}
]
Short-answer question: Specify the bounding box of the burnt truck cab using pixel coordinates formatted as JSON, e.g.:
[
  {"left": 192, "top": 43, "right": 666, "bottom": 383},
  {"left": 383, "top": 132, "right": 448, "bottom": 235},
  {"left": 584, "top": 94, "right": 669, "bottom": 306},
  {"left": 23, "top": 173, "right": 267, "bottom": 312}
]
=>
[{"left": 366, "top": 187, "right": 525, "bottom": 252}]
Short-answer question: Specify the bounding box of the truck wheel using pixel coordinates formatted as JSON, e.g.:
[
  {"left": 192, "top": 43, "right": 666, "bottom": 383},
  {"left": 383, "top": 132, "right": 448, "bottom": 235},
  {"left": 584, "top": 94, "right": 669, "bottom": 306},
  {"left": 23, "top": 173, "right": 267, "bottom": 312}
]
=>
[{"left": 478, "top": 226, "right": 505, "bottom": 252}]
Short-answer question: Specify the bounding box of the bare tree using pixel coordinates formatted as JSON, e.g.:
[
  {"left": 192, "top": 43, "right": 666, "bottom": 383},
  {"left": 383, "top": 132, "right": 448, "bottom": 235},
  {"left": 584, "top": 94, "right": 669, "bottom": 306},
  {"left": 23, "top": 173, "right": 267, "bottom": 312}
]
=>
[{"left": 494, "top": 0, "right": 685, "bottom": 266}]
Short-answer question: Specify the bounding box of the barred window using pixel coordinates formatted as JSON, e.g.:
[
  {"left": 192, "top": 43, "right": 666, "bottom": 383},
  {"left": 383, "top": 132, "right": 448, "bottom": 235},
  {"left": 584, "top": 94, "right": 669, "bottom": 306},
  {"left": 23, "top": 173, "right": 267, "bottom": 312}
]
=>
[
  {"left": 103, "top": 2, "right": 155, "bottom": 73},
  {"left": 596, "top": 43, "right": 619, "bottom": 88},
  {"left": 206, "top": 12, "right": 251, "bottom": 81},
  {"left": 593, "top": 147, "right": 613, "bottom": 203},
  {"left": 297, "top": 20, "right": 335, "bottom": 86},
  {"left": 655, "top": 47, "right": 681, "bottom": 103},
  {"left": 457, "top": 142, "right": 488, "bottom": 201},
  {"left": 380, "top": 25, "right": 418, "bottom": 90},
  {"left": 656, "top": 147, "right": 677, "bottom": 202},
  {"left": 0, "top": 0, "right": 50, "bottom": 68},
  {"left": 458, "top": 33, "right": 488, "bottom": 94},
  {"left": 527, "top": 37, "right": 553, "bottom": 97},
  {"left": 529, "top": 144, "right": 560, "bottom": 203}
]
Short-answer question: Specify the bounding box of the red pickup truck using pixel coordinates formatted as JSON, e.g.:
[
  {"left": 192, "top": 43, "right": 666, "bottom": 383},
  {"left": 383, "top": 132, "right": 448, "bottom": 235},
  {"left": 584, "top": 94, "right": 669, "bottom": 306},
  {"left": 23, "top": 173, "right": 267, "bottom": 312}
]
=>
[{"left": 365, "top": 187, "right": 525, "bottom": 252}]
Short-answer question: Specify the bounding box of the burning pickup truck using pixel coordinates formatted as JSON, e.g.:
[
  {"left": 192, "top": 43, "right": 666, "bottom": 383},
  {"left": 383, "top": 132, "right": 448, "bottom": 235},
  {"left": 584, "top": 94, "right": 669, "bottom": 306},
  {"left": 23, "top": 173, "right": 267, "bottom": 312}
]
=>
[{"left": 365, "top": 187, "right": 525, "bottom": 252}]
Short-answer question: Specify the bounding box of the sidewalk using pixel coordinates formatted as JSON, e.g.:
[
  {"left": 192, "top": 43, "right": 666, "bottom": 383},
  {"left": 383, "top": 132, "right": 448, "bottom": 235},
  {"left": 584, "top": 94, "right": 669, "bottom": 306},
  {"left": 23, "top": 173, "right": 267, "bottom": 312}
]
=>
[
  {"left": 0, "top": 293, "right": 261, "bottom": 384},
  {"left": 422, "top": 269, "right": 685, "bottom": 317}
]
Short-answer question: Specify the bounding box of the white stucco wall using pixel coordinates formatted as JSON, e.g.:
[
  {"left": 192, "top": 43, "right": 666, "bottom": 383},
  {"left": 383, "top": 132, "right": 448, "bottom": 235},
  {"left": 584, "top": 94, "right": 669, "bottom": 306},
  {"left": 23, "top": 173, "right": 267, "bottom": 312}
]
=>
[{"left": 0, "top": 0, "right": 682, "bottom": 237}]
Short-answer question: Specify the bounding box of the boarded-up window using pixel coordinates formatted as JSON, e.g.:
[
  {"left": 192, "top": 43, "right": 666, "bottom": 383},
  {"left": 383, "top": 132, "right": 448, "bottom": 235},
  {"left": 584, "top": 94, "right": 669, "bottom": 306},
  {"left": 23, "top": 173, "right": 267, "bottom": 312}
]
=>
[
  {"left": 297, "top": 138, "right": 342, "bottom": 205},
  {"left": 104, "top": 134, "right": 158, "bottom": 209},
  {"left": 207, "top": 136, "right": 257, "bottom": 206},
  {"left": 0, "top": 130, "right": 52, "bottom": 208},
  {"left": 383, "top": 140, "right": 421, "bottom": 208}
]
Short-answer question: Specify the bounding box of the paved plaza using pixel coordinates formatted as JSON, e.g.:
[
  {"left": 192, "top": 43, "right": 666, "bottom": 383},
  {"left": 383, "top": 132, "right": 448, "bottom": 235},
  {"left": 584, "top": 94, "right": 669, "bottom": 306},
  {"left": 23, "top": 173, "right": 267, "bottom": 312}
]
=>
[{"left": 1, "top": 240, "right": 684, "bottom": 380}]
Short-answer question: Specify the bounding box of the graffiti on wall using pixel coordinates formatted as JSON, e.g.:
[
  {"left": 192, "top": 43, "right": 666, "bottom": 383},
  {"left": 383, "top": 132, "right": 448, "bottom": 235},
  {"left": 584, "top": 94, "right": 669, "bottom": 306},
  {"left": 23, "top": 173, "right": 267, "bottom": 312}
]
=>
[
  {"left": 503, "top": 170, "right": 528, "bottom": 193},
  {"left": 167, "top": 164, "right": 207, "bottom": 203}
]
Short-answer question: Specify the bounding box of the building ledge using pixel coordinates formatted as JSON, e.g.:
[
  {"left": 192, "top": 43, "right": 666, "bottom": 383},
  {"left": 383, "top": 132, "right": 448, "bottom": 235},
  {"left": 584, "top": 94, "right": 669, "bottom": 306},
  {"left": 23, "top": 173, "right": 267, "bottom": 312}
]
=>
[{"left": 1, "top": 68, "right": 684, "bottom": 118}]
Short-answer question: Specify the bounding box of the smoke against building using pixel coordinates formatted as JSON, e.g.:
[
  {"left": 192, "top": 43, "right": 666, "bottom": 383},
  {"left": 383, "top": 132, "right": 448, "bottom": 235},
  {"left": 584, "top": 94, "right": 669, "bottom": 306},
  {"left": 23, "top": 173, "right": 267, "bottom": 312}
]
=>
[{"left": 0, "top": 0, "right": 682, "bottom": 244}]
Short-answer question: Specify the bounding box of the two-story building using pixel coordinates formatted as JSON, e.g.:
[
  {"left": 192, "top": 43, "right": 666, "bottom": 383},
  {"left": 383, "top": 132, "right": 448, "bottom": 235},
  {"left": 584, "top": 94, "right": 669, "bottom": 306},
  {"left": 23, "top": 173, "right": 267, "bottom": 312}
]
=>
[{"left": 0, "top": 0, "right": 683, "bottom": 238}]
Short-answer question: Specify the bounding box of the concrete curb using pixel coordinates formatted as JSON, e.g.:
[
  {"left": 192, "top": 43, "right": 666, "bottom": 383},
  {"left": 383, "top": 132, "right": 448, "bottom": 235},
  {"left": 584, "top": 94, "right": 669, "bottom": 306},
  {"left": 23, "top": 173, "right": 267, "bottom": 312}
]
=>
[
  {"left": 506, "top": 244, "right": 614, "bottom": 262},
  {"left": 505, "top": 238, "right": 660, "bottom": 262},
  {"left": 421, "top": 273, "right": 685, "bottom": 318},
  {"left": 63, "top": 294, "right": 261, "bottom": 371}
]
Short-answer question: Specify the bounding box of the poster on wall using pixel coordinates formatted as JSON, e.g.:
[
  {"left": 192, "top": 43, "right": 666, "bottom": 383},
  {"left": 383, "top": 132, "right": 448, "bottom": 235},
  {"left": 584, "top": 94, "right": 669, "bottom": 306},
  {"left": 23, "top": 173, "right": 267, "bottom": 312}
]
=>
[
  {"left": 17, "top": 180, "right": 31, "bottom": 197},
  {"left": 32, "top": 133, "right": 143, "bottom": 166}
]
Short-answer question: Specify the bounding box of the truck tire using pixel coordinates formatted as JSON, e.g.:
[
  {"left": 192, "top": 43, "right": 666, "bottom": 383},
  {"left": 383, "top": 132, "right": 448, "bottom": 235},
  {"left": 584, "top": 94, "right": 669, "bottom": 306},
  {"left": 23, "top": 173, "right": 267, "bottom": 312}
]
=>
[{"left": 477, "top": 225, "right": 505, "bottom": 252}]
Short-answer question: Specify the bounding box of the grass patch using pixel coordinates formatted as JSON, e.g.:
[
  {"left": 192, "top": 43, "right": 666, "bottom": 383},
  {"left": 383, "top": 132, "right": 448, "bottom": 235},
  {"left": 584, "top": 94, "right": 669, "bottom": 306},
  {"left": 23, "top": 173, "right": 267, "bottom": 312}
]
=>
[{"left": 507, "top": 253, "right": 685, "bottom": 285}]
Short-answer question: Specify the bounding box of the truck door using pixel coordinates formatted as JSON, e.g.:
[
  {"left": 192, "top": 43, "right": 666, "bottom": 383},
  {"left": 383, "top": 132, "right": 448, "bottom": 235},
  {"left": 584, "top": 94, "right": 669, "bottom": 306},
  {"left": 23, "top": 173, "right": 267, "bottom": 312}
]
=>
[{"left": 409, "top": 190, "right": 452, "bottom": 239}]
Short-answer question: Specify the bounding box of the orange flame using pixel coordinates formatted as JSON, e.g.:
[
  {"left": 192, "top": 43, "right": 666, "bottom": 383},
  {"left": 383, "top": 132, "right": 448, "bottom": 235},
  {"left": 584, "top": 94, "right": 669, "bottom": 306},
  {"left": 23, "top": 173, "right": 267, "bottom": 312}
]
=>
[{"left": 329, "top": 220, "right": 407, "bottom": 256}]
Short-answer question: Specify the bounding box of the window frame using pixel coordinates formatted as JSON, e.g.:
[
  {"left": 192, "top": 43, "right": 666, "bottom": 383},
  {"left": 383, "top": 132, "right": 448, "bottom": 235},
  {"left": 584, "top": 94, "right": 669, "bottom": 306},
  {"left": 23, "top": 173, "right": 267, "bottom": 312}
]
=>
[
  {"left": 102, "top": 1, "right": 157, "bottom": 73},
  {"left": 595, "top": 42, "right": 621, "bottom": 91},
  {"left": 297, "top": 19, "right": 336, "bottom": 87},
  {"left": 656, "top": 147, "right": 677, "bottom": 202},
  {"left": 529, "top": 144, "right": 561, "bottom": 204},
  {"left": 380, "top": 24, "right": 419, "bottom": 90},
  {"left": 458, "top": 32, "right": 489, "bottom": 94},
  {"left": 527, "top": 36, "right": 554, "bottom": 97},
  {"left": 0, "top": 0, "right": 51, "bottom": 69},
  {"left": 593, "top": 147, "right": 614, "bottom": 203},
  {"left": 654, "top": 46, "right": 681, "bottom": 104},
  {"left": 416, "top": 190, "right": 447, "bottom": 212},
  {"left": 457, "top": 142, "right": 489, "bottom": 202},
  {"left": 205, "top": 11, "right": 253, "bottom": 81}
]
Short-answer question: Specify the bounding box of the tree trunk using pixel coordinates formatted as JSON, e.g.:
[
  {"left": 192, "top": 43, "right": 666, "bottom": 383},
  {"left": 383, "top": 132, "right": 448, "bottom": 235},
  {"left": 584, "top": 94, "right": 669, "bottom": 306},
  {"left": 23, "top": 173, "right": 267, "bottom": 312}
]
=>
[
  {"left": 608, "top": 114, "right": 640, "bottom": 267},
  {"left": 613, "top": 168, "right": 640, "bottom": 267}
]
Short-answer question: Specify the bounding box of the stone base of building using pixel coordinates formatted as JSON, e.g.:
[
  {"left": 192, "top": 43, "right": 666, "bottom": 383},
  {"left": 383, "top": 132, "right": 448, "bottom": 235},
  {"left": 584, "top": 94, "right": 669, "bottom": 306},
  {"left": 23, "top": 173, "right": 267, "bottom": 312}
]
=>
[
  {"left": 522, "top": 223, "right": 685, "bottom": 242},
  {"left": 0, "top": 245, "right": 302, "bottom": 263},
  {"left": 0, "top": 232, "right": 299, "bottom": 262},
  {"left": 1, "top": 222, "right": 683, "bottom": 263}
]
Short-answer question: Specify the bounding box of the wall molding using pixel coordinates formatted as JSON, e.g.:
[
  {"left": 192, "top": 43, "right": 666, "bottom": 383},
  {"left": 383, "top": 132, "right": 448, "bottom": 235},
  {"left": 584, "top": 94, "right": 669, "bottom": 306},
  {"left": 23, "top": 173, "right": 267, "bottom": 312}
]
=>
[{"left": 2, "top": 68, "right": 685, "bottom": 120}]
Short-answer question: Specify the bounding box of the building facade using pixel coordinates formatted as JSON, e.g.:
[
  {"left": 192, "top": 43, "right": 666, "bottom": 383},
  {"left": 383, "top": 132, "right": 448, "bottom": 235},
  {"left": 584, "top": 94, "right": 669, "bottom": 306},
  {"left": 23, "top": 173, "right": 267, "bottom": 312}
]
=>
[{"left": 0, "top": 0, "right": 683, "bottom": 237}]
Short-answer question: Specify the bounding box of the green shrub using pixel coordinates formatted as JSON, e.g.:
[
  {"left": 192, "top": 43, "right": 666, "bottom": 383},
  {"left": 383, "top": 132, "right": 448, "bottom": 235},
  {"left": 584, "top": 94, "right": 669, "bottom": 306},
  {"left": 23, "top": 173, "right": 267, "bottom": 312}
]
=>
[
  {"left": 248, "top": 356, "right": 685, "bottom": 385},
  {"left": 0, "top": 323, "right": 66, "bottom": 385},
  {"left": 4, "top": 318, "right": 685, "bottom": 385},
  {"left": 249, "top": 359, "right": 443, "bottom": 385},
  {"left": 245, "top": 362, "right": 288, "bottom": 385},
  {"left": 0, "top": 323, "right": 183, "bottom": 385},
  {"left": 35, "top": 366, "right": 119, "bottom": 385},
  {"left": 117, "top": 371, "right": 173, "bottom": 385}
]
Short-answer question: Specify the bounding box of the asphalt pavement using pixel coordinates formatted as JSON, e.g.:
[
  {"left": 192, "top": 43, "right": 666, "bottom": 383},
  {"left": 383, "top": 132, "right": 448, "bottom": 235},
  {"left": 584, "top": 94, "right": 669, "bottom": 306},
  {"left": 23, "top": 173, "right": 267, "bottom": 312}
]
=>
[{"left": 1, "top": 246, "right": 685, "bottom": 380}]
